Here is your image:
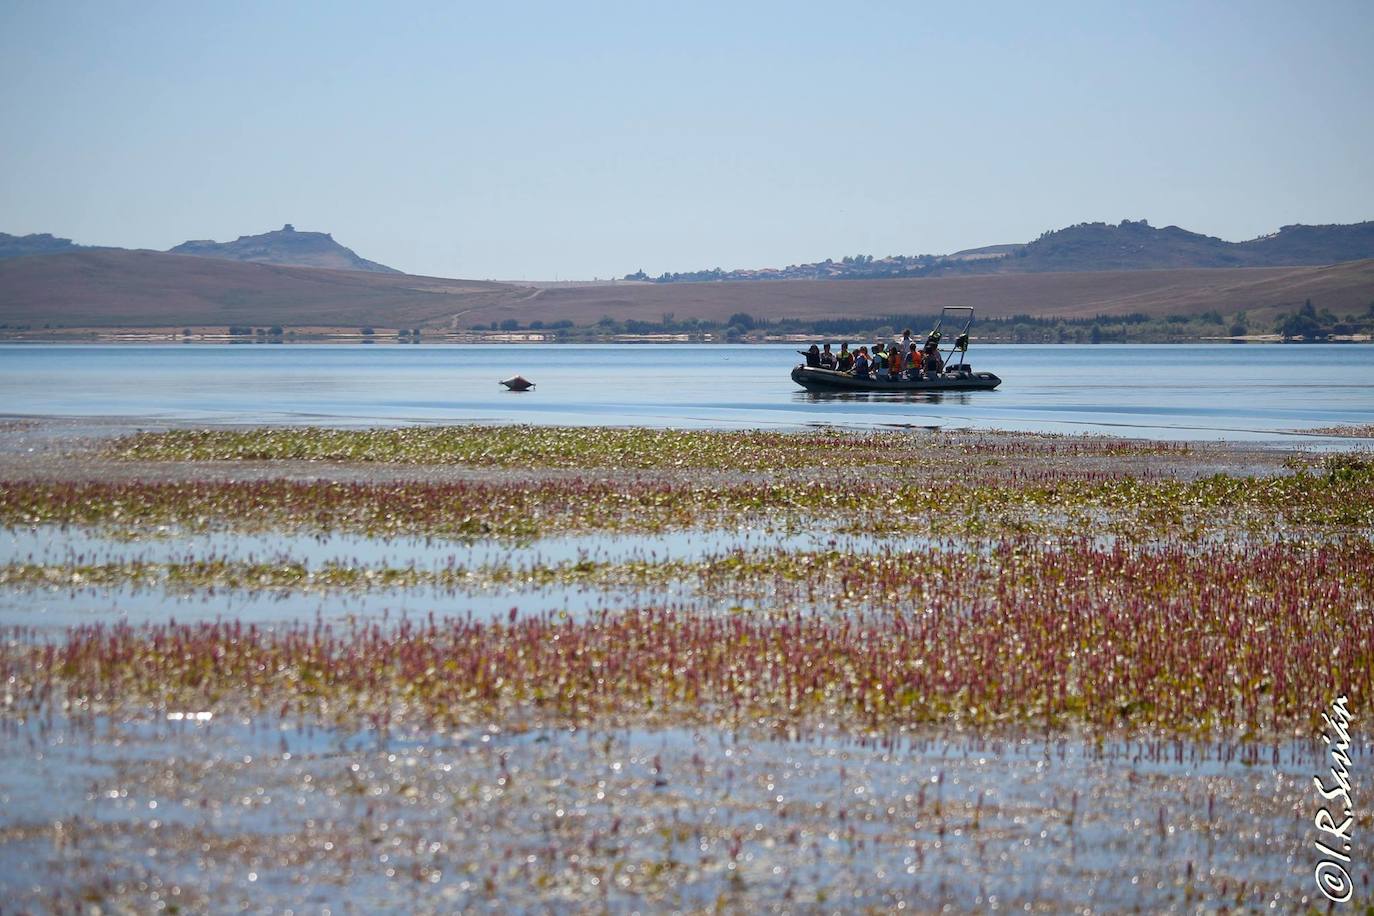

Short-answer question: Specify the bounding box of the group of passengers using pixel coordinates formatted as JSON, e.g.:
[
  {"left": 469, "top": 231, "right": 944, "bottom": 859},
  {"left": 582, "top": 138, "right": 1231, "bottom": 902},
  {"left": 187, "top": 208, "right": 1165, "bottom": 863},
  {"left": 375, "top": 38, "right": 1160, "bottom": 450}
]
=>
[{"left": 804, "top": 329, "right": 945, "bottom": 380}]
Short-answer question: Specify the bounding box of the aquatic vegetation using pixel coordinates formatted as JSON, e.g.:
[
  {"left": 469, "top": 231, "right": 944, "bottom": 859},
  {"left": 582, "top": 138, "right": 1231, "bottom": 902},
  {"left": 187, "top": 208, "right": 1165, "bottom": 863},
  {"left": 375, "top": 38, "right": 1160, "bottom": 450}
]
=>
[
  {"left": 695, "top": 537, "right": 1374, "bottom": 610},
  {"left": 1302, "top": 423, "right": 1374, "bottom": 438},
  {"left": 3, "top": 426, "right": 1369, "bottom": 911},
  {"left": 3, "top": 453, "right": 1369, "bottom": 541},
  {"left": 109, "top": 425, "right": 1193, "bottom": 470},
  {"left": 6, "top": 538, "right": 1371, "bottom": 613},
  {"left": 0, "top": 555, "right": 670, "bottom": 593},
  {"left": 7, "top": 536, "right": 1369, "bottom": 736}
]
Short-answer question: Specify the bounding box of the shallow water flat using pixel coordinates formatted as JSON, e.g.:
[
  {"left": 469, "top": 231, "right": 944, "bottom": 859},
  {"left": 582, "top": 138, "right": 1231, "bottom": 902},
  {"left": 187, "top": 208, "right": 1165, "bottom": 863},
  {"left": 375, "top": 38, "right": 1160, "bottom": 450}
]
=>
[
  {"left": 0, "top": 525, "right": 906, "bottom": 629},
  {"left": 0, "top": 525, "right": 891, "bottom": 570},
  {"left": 0, "top": 581, "right": 673, "bottom": 630},
  {"left": 2, "top": 342, "right": 1372, "bottom": 440},
  {"left": 0, "top": 714, "right": 1345, "bottom": 913}
]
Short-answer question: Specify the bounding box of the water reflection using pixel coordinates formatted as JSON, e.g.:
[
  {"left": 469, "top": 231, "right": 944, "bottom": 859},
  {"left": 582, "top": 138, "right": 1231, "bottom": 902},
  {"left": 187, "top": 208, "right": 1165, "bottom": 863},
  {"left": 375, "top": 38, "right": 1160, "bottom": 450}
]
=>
[{"left": 793, "top": 390, "right": 973, "bottom": 407}]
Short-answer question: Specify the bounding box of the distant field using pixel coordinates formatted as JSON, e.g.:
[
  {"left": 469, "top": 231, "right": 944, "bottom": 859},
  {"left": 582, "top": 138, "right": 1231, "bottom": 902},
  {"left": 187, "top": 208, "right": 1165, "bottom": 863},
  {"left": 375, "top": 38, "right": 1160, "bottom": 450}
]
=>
[
  {"left": 2, "top": 248, "right": 1371, "bottom": 331},
  {"left": 481, "top": 260, "right": 1374, "bottom": 329}
]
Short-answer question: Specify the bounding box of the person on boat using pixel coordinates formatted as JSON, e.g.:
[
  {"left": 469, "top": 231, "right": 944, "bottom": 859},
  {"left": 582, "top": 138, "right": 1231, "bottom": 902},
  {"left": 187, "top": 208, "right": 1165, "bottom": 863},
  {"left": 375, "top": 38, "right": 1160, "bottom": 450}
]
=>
[
  {"left": 836, "top": 342, "right": 854, "bottom": 372},
  {"left": 804, "top": 343, "right": 821, "bottom": 367},
  {"left": 888, "top": 342, "right": 905, "bottom": 377},
  {"left": 819, "top": 343, "right": 836, "bottom": 370},
  {"left": 923, "top": 333, "right": 942, "bottom": 373},
  {"left": 852, "top": 346, "right": 871, "bottom": 379},
  {"left": 907, "top": 343, "right": 923, "bottom": 378},
  {"left": 901, "top": 328, "right": 913, "bottom": 352},
  {"left": 871, "top": 342, "right": 888, "bottom": 379}
]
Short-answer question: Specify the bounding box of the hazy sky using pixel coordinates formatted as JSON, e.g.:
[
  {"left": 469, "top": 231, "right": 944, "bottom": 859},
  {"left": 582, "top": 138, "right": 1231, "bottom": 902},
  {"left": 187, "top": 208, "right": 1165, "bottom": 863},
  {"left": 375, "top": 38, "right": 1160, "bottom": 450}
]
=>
[{"left": 2, "top": 1, "right": 1372, "bottom": 279}]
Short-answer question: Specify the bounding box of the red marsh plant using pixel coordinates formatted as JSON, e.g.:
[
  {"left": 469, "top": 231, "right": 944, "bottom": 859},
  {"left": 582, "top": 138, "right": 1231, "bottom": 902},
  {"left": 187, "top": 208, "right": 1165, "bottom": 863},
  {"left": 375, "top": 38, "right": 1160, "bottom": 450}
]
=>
[{"left": 6, "top": 537, "right": 1369, "bottom": 737}]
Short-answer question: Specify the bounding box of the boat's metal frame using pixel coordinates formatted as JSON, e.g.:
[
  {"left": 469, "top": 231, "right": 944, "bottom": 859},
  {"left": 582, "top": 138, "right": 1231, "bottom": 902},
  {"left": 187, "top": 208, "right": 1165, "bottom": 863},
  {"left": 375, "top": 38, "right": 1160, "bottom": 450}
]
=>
[
  {"left": 792, "top": 306, "right": 1002, "bottom": 393},
  {"left": 929, "top": 305, "right": 975, "bottom": 370}
]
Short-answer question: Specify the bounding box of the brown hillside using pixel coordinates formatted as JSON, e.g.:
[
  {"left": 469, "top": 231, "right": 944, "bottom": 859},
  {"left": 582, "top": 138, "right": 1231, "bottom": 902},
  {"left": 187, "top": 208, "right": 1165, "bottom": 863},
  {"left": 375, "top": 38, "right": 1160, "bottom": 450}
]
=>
[
  {"left": 3, "top": 250, "right": 1370, "bottom": 331},
  {"left": 471, "top": 261, "right": 1374, "bottom": 327},
  {"left": 0, "top": 250, "right": 532, "bottom": 328}
]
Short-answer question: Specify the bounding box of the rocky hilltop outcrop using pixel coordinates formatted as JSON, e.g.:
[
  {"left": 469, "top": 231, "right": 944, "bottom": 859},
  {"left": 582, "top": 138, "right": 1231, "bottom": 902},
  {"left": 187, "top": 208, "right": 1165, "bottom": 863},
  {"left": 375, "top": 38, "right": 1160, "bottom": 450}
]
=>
[
  {"left": 0, "top": 232, "right": 89, "bottom": 259},
  {"left": 170, "top": 224, "right": 399, "bottom": 273}
]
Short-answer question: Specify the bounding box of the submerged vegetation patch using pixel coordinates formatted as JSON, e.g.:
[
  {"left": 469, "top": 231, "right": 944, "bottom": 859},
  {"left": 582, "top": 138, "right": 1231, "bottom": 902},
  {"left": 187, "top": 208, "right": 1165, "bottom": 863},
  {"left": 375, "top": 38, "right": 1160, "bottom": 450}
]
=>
[
  {"left": 2, "top": 453, "right": 1363, "bottom": 541},
  {"left": 1302, "top": 423, "right": 1374, "bottom": 439},
  {"left": 4, "top": 453, "right": 1370, "bottom": 540},
  {"left": 4, "top": 538, "right": 1372, "bottom": 616},
  {"left": 0, "top": 555, "right": 667, "bottom": 593},
  {"left": 108, "top": 425, "right": 1193, "bottom": 469}
]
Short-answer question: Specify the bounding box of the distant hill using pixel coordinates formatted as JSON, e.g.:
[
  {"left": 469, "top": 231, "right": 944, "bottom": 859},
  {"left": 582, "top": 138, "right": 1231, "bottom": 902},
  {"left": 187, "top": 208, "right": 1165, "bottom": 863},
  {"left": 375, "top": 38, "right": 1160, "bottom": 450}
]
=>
[
  {"left": 0, "top": 232, "right": 90, "bottom": 259},
  {"left": 3, "top": 247, "right": 1370, "bottom": 334},
  {"left": 1238, "top": 222, "right": 1374, "bottom": 265},
  {"left": 636, "top": 220, "right": 1374, "bottom": 282},
  {"left": 169, "top": 224, "right": 400, "bottom": 273},
  {"left": 1007, "top": 219, "right": 1374, "bottom": 272},
  {"left": 477, "top": 260, "right": 1374, "bottom": 331},
  {"left": 0, "top": 249, "right": 526, "bottom": 328},
  {"left": 4, "top": 218, "right": 1372, "bottom": 336},
  {"left": 1, "top": 224, "right": 401, "bottom": 274}
]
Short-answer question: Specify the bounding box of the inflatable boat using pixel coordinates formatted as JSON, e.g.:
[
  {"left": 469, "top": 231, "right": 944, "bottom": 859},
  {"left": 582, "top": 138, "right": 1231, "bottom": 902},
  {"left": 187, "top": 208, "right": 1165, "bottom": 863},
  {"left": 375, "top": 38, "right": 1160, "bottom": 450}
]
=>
[
  {"left": 792, "top": 306, "right": 1001, "bottom": 393},
  {"left": 791, "top": 364, "right": 1001, "bottom": 392}
]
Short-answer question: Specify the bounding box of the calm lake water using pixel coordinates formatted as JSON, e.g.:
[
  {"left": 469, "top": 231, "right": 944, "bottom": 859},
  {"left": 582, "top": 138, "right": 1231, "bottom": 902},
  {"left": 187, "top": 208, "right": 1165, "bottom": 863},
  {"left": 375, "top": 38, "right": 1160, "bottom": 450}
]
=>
[{"left": 2, "top": 342, "right": 1371, "bottom": 440}]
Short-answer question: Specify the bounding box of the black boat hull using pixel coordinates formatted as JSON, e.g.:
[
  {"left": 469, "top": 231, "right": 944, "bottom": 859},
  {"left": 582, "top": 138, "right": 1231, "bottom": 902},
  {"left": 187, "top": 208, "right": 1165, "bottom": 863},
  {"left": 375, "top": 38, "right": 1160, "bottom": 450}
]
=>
[{"left": 791, "top": 365, "right": 1001, "bottom": 392}]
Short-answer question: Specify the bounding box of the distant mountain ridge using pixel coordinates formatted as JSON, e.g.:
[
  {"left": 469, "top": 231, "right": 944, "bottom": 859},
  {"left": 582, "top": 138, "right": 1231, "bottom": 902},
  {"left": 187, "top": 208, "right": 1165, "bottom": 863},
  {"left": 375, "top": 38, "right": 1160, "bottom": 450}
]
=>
[
  {"left": 0, "top": 225, "right": 399, "bottom": 274},
  {"left": 632, "top": 219, "right": 1374, "bottom": 282},
  {"left": 169, "top": 224, "right": 399, "bottom": 274}
]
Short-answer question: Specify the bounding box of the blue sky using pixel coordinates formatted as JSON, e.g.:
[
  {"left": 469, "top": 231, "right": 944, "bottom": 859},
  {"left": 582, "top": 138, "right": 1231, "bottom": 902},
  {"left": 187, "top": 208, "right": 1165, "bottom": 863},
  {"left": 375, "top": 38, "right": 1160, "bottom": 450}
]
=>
[{"left": 2, "top": 0, "right": 1371, "bottom": 279}]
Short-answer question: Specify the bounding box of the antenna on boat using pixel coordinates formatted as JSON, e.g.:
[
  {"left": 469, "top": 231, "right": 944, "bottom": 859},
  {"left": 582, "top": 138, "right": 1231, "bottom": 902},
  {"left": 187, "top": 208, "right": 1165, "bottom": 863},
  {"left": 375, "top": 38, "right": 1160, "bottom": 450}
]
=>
[{"left": 937, "top": 306, "right": 975, "bottom": 370}]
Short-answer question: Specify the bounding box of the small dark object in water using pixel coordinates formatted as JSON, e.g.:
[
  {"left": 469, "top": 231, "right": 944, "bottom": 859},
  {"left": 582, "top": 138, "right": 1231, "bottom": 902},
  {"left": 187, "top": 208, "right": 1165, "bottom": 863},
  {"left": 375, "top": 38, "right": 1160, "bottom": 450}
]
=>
[{"left": 500, "top": 375, "right": 535, "bottom": 391}]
